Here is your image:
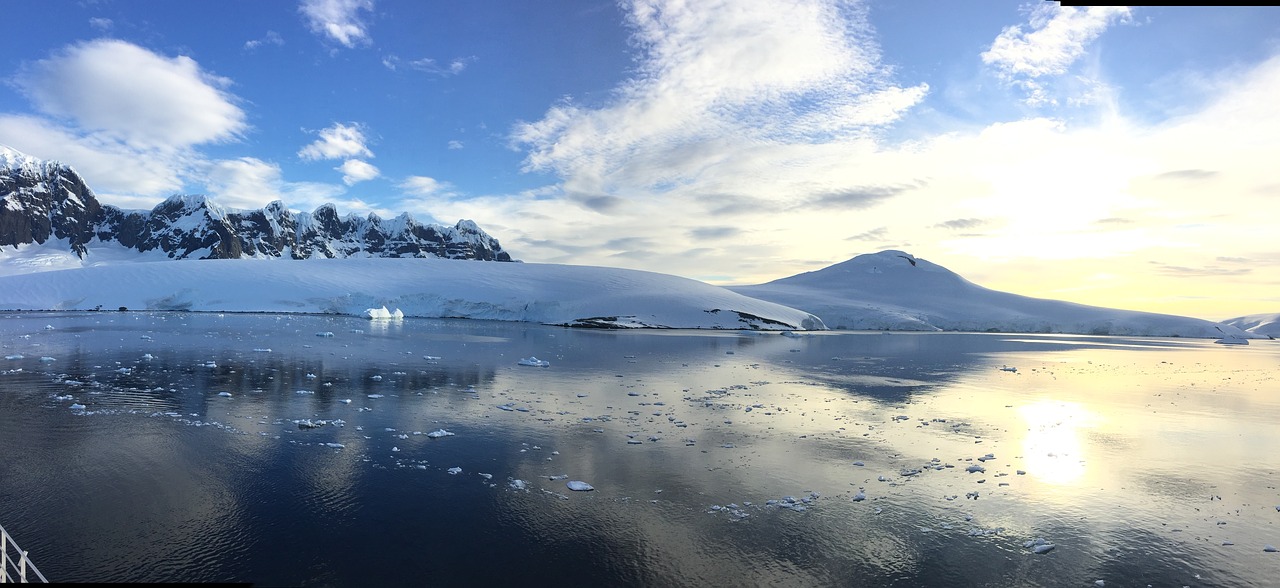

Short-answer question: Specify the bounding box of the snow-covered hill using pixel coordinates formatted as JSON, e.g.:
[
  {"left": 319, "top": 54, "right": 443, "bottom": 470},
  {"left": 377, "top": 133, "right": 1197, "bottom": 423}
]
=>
[
  {"left": 1223, "top": 313, "right": 1280, "bottom": 338},
  {"left": 730, "top": 250, "right": 1253, "bottom": 339},
  {"left": 0, "top": 257, "right": 825, "bottom": 331}
]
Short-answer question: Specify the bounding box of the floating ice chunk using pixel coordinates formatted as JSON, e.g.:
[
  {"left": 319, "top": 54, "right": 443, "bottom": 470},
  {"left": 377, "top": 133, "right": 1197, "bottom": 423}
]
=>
[
  {"left": 202, "top": 361, "right": 217, "bottom": 368},
  {"left": 339, "top": 399, "right": 352, "bottom": 404},
  {"left": 517, "top": 356, "right": 551, "bottom": 367},
  {"left": 1265, "top": 545, "right": 1278, "bottom": 553},
  {"left": 853, "top": 461, "right": 865, "bottom": 467},
  {"left": 496, "top": 404, "right": 515, "bottom": 411},
  {"left": 978, "top": 453, "right": 995, "bottom": 462},
  {"left": 566, "top": 481, "right": 594, "bottom": 491},
  {"left": 371, "top": 375, "right": 383, "bottom": 381},
  {"left": 391, "top": 447, "right": 400, "bottom": 452},
  {"left": 40, "top": 357, "right": 56, "bottom": 362},
  {"left": 142, "top": 353, "right": 154, "bottom": 361},
  {"left": 367, "top": 394, "right": 384, "bottom": 398},
  {"left": 966, "top": 465, "right": 986, "bottom": 474},
  {"left": 325, "top": 443, "right": 345, "bottom": 449},
  {"left": 1024, "top": 538, "right": 1055, "bottom": 554},
  {"left": 45, "top": 325, "right": 54, "bottom": 330},
  {"left": 423, "top": 355, "right": 441, "bottom": 360},
  {"left": 5, "top": 355, "right": 23, "bottom": 360},
  {"left": 70, "top": 403, "right": 86, "bottom": 410},
  {"left": 1095, "top": 581, "right": 1105, "bottom": 587},
  {"left": 426, "top": 429, "right": 455, "bottom": 438},
  {"left": 217, "top": 392, "right": 232, "bottom": 397},
  {"left": 447, "top": 467, "right": 462, "bottom": 475},
  {"left": 316, "top": 332, "right": 335, "bottom": 337},
  {"left": 479, "top": 473, "right": 493, "bottom": 480},
  {"left": 296, "top": 390, "right": 315, "bottom": 395},
  {"left": 999, "top": 366, "right": 1017, "bottom": 372},
  {"left": 364, "top": 306, "right": 405, "bottom": 320},
  {"left": 509, "top": 479, "right": 528, "bottom": 490},
  {"left": 253, "top": 348, "right": 271, "bottom": 353},
  {"left": 852, "top": 490, "right": 866, "bottom": 502}
]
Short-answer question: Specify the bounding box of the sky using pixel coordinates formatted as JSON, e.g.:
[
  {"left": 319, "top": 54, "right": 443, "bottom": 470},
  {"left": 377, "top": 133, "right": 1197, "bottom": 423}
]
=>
[{"left": 1, "top": 1, "right": 1278, "bottom": 321}]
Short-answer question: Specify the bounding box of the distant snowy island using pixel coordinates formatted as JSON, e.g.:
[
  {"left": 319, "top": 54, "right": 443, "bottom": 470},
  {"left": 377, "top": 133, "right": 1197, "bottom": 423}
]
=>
[{"left": 0, "top": 145, "right": 1269, "bottom": 338}]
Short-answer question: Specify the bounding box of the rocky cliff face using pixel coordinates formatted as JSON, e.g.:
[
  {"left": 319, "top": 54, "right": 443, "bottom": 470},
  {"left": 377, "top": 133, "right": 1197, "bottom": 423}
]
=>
[{"left": 0, "top": 146, "right": 512, "bottom": 262}]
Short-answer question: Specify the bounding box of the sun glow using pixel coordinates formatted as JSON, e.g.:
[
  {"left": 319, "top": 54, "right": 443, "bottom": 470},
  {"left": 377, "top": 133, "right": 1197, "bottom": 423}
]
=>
[{"left": 1019, "top": 399, "right": 1098, "bottom": 486}]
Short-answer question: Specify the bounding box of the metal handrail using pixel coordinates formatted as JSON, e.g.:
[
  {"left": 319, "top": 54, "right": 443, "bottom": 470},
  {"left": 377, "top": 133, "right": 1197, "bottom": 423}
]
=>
[{"left": 0, "top": 523, "right": 47, "bottom": 583}]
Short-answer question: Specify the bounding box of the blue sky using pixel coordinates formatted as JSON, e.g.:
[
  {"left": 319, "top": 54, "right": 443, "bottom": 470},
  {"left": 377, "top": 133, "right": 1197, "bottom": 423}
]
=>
[{"left": 2, "top": 1, "right": 1279, "bottom": 320}]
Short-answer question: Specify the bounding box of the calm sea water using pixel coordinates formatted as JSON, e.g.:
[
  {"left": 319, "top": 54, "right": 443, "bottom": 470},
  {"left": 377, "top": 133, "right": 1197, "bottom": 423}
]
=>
[{"left": 1, "top": 312, "right": 1277, "bottom": 587}]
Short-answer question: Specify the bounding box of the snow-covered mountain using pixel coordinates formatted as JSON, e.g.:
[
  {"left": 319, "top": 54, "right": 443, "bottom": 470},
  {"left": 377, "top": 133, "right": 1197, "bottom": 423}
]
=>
[
  {"left": 1223, "top": 313, "right": 1280, "bottom": 338},
  {"left": 730, "top": 250, "right": 1254, "bottom": 339},
  {"left": 0, "top": 145, "right": 511, "bottom": 268},
  {"left": 0, "top": 257, "right": 825, "bottom": 331}
]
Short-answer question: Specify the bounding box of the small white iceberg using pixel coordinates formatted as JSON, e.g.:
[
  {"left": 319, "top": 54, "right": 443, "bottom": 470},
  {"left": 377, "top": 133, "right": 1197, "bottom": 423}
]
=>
[
  {"left": 217, "top": 392, "right": 232, "bottom": 397},
  {"left": 316, "top": 331, "right": 335, "bottom": 337},
  {"left": 1024, "top": 538, "right": 1055, "bottom": 554},
  {"left": 69, "top": 403, "right": 86, "bottom": 410},
  {"left": 517, "top": 356, "right": 551, "bottom": 367},
  {"left": 566, "top": 481, "right": 594, "bottom": 491},
  {"left": 447, "top": 467, "right": 462, "bottom": 475},
  {"left": 426, "top": 429, "right": 455, "bottom": 438},
  {"left": 365, "top": 306, "right": 405, "bottom": 320}
]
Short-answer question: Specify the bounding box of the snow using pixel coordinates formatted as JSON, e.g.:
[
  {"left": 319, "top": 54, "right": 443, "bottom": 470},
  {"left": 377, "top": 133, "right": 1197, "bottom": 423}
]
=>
[
  {"left": 0, "top": 257, "right": 824, "bottom": 330},
  {"left": 1223, "top": 313, "right": 1280, "bottom": 338},
  {"left": 731, "top": 250, "right": 1257, "bottom": 339}
]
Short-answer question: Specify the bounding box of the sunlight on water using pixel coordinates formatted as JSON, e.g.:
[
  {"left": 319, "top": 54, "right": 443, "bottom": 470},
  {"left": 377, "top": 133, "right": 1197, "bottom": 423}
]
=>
[{"left": 1018, "top": 399, "right": 1095, "bottom": 486}]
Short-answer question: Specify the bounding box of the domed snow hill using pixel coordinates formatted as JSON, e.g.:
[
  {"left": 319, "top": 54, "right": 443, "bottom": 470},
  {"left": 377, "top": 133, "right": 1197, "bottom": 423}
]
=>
[
  {"left": 730, "top": 250, "right": 1252, "bottom": 338},
  {"left": 0, "top": 257, "right": 825, "bottom": 331},
  {"left": 1223, "top": 313, "right": 1280, "bottom": 338},
  {"left": 0, "top": 145, "right": 511, "bottom": 272}
]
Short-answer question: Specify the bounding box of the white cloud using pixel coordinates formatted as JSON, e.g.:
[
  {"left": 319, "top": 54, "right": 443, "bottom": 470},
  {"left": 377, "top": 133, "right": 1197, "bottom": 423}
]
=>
[
  {"left": 14, "top": 39, "right": 247, "bottom": 149},
  {"left": 298, "top": 122, "right": 373, "bottom": 161},
  {"left": 512, "top": 0, "right": 927, "bottom": 203},
  {"left": 447, "top": 140, "right": 463, "bottom": 150},
  {"left": 244, "top": 31, "right": 285, "bottom": 51},
  {"left": 299, "top": 0, "right": 374, "bottom": 48},
  {"left": 337, "top": 159, "right": 379, "bottom": 185},
  {"left": 982, "top": 4, "right": 1131, "bottom": 105},
  {"left": 88, "top": 18, "right": 112, "bottom": 32},
  {"left": 204, "top": 157, "right": 289, "bottom": 209},
  {"left": 398, "top": 175, "right": 455, "bottom": 197}
]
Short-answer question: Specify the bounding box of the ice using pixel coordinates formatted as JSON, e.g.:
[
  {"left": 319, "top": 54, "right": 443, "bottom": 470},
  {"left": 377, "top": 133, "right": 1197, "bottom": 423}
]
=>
[
  {"left": 339, "top": 399, "right": 351, "bottom": 404},
  {"left": 966, "top": 464, "right": 985, "bottom": 474},
  {"left": 447, "top": 467, "right": 462, "bottom": 475},
  {"left": 509, "top": 479, "right": 528, "bottom": 490},
  {"left": 852, "top": 489, "right": 866, "bottom": 502},
  {"left": 1265, "top": 545, "right": 1277, "bottom": 553},
  {"left": 4, "top": 354, "right": 23, "bottom": 360},
  {"left": 1024, "top": 538, "right": 1055, "bottom": 554},
  {"left": 40, "top": 356, "right": 56, "bottom": 362},
  {"left": 426, "top": 429, "right": 454, "bottom": 438},
  {"left": 423, "top": 355, "right": 441, "bottom": 360},
  {"left": 316, "top": 332, "right": 335, "bottom": 337},
  {"left": 999, "top": 366, "right": 1017, "bottom": 372},
  {"left": 367, "top": 394, "right": 384, "bottom": 398},
  {"left": 70, "top": 403, "right": 86, "bottom": 410},
  {"left": 217, "top": 392, "right": 232, "bottom": 397},
  {"left": 325, "top": 443, "right": 345, "bottom": 449},
  {"left": 253, "top": 348, "right": 271, "bottom": 353},
  {"left": 365, "top": 306, "right": 405, "bottom": 320},
  {"left": 566, "top": 481, "right": 594, "bottom": 491},
  {"left": 517, "top": 356, "right": 551, "bottom": 367}
]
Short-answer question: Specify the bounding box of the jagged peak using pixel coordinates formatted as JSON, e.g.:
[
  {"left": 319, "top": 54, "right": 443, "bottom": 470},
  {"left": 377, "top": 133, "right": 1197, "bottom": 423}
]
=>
[{"left": 0, "top": 145, "right": 76, "bottom": 178}]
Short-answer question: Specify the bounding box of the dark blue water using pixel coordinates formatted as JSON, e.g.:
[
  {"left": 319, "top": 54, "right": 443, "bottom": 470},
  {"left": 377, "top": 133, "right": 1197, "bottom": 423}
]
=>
[{"left": 2, "top": 312, "right": 1277, "bottom": 586}]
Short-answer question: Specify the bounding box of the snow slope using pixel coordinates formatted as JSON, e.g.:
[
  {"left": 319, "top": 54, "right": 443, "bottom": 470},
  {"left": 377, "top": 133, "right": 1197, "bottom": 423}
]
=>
[
  {"left": 1223, "top": 313, "right": 1280, "bottom": 338},
  {"left": 730, "top": 250, "right": 1253, "bottom": 339},
  {"left": 0, "top": 257, "right": 825, "bottom": 331}
]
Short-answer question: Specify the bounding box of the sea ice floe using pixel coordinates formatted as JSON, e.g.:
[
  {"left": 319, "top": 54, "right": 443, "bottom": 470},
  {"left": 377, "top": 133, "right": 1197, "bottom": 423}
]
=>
[
  {"left": 966, "top": 465, "right": 986, "bottom": 474},
  {"left": 217, "top": 392, "right": 232, "bottom": 397},
  {"left": 4, "top": 355, "right": 23, "bottom": 360},
  {"left": 367, "top": 394, "right": 384, "bottom": 398},
  {"left": 566, "top": 481, "right": 594, "bottom": 491},
  {"left": 509, "top": 479, "right": 529, "bottom": 490},
  {"left": 852, "top": 489, "right": 866, "bottom": 502},
  {"left": 253, "top": 348, "right": 271, "bottom": 353},
  {"left": 426, "top": 429, "right": 454, "bottom": 438},
  {"left": 40, "top": 357, "right": 55, "bottom": 362},
  {"left": 517, "top": 356, "right": 551, "bottom": 367},
  {"left": 1265, "top": 545, "right": 1277, "bottom": 553},
  {"left": 316, "top": 332, "right": 335, "bottom": 337},
  {"left": 1024, "top": 538, "right": 1055, "bottom": 554},
  {"left": 1000, "top": 366, "right": 1017, "bottom": 372},
  {"left": 69, "top": 403, "right": 86, "bottom": 410},
  {"left": 423, "top": 355, "right": 441, "bottom": 360}
]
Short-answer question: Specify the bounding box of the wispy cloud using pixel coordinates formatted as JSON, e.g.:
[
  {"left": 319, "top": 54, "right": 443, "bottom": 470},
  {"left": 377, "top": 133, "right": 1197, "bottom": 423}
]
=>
[
  {"left": 299, "top": 0, "right": 373, "bottom": 48},
  {"left": 933, "top": 218, "right": 987, "bottom": 230},
  {"left": 244, "top": 31, "right": 285, "bottom": 51},
  {"left": 982, "top": 4, "right": 1131, "bottom": 106},
  {"left": 398, "top": 175, "right": 455, "bottom": 197},
  {"left": 298, "top": 122, "right": 373, "bottom": 161},
  {"left": 845, "top": 227, "right": 888, "bottom": 241},
  {"left": 447, "top": 140, "right": 464, "bottom": 150},
  {"left": 88, "top": 17, "right": 112, "bottom": 32}
]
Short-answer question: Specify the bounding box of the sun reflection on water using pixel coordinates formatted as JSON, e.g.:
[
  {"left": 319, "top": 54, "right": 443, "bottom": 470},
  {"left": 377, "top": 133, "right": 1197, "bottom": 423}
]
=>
[{"left": 1019, "top": 399, "right": 1098, "bottom": 486}]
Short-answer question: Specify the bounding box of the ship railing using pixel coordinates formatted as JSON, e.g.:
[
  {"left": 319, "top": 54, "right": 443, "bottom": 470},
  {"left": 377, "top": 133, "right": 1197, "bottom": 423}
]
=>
[{"left": 0, "top": 523, "right": 47, "bottom": 583}]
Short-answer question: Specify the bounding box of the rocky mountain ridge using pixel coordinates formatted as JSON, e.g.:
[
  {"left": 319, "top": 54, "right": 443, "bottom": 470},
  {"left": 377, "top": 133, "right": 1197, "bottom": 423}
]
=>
[{"left": 0, "top": 146, "right": 511, "bottom": 263}]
